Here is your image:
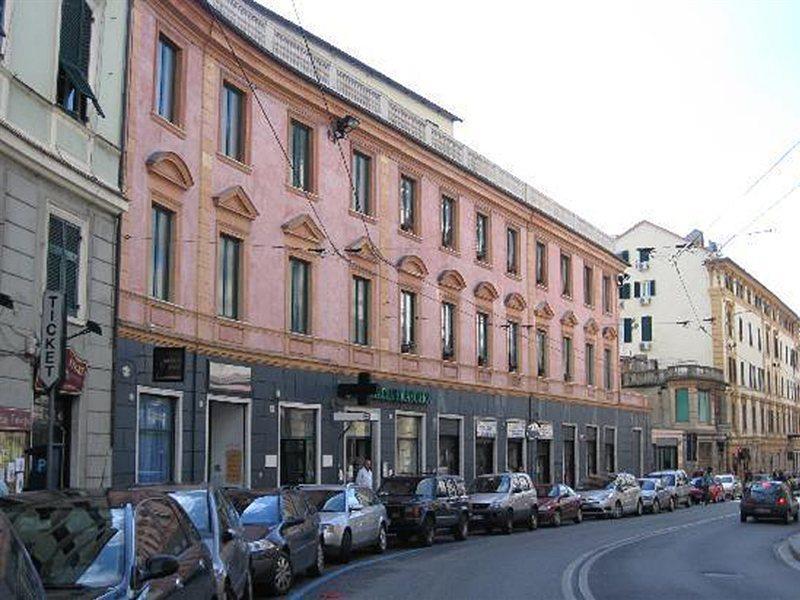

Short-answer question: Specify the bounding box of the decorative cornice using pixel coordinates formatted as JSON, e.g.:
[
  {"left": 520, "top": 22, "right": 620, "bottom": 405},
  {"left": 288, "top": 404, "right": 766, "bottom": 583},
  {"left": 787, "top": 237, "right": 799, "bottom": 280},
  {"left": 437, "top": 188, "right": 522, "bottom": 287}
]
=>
[
  {"left": 281, "top": 213, "right": 325, "bottom": 244},
  {"left": 560, "top": 310, "right": 579, "bottom": 328},
  {"left": 438, "top": 269, "right": 466, "bottom": 292},
  {"left": 534, "top": 301, "right": 555, "bottom": 320},
  {"left": 504, "top": 292, "right": 527, "bottom": 312},
  {"left": 474, "top": 281, "right": 499, "bottom": 302}
]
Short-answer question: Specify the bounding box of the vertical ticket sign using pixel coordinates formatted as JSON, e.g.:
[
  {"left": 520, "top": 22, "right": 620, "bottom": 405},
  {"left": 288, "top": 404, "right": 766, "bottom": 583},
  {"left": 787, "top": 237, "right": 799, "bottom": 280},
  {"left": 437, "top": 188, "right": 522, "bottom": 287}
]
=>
[{"left": 40, "top": 291, "right": 66, "bottom": 390}]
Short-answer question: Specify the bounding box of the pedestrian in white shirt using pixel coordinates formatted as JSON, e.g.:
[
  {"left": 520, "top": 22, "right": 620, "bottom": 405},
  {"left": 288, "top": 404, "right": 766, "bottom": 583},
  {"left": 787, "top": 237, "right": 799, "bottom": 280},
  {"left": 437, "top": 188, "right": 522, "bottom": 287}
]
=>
[{"left": 355, "top": 458, "right": 373, "bottom": 489}]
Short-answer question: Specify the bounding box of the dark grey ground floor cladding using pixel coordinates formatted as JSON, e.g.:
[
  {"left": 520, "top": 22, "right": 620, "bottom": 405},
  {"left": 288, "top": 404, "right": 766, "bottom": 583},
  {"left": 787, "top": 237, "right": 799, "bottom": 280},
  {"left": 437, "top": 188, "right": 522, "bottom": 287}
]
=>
[{"left": 113, "top": 337, "right": 651, "bottom": 488}]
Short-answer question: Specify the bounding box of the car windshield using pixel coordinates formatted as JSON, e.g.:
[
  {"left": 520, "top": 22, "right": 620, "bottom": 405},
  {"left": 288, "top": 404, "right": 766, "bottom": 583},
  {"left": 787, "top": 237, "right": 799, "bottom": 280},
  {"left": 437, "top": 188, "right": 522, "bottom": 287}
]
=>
[
  {"left": 638, "top": 480, "right": 656, "bottom": 491},
  {"left": 534, "top": 485, "right": 559, "bottom": 498},
  {"left": 719, "top": 476, "right": 733, "bottom": 483},
  {"left": 304, "top": 490, "right": 346, "bottom": 513},
  {"left": 237, "top": 495, "right": 281, "bottom": 525},
  {"left": 471, "top": 476, "right": 510, "bottom": 494},
  {"left": 379, "top": 478, "right": 433, "bottom": 497},
  {"left": 170, "top": 490, "right": 211, "bottom": 537},
  {"left": 4, "top": 503, "right": 126, "bottom": 589}
]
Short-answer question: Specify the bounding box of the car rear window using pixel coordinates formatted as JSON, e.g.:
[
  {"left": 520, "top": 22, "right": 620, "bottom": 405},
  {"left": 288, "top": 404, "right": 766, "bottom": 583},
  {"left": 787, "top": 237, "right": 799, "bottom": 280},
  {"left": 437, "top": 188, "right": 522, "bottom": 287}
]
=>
[
  {"left": 169, "top": 490, "right": 211, "bottom": 537},
  {"left": 748, "top": 482, "right": 780, "bottom": 500},
  {"left": 379, "top": 477, "right": 433, "bottom": 497}
]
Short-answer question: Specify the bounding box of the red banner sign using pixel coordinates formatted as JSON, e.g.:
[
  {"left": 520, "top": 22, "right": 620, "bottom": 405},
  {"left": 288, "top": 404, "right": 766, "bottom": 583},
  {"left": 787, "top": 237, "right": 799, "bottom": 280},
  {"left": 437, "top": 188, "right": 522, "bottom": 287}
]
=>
[
  {"left": 0, "top": 407, "right": 32, "bottom": 431},
  {"left": 35, "top": 349, "right": 88, "bottom": 395}
]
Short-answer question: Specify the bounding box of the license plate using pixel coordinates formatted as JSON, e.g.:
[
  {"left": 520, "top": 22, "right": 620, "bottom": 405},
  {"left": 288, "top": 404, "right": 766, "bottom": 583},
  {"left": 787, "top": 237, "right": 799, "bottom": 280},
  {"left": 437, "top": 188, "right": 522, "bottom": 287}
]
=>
[
  {"left": 755, "top": 508, "right": 771, "bottom": 514},
  {"left": 472, "top": 514, "right": 484, "bottom": 520}
]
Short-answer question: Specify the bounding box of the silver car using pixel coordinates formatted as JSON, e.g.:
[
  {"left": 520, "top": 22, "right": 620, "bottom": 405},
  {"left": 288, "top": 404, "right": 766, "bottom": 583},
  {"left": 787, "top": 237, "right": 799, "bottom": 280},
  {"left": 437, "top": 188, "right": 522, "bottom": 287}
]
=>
[
  {"left": 468, "top": 472, "right": 539, "bottom": 533},
  {"left": 299, "top": 484, "right": 388, "bottom": 563},
  {"left": 578, "top": 473, "right": 643, "bottom": 519},
  {"left": 637, "top": 477, "right": 674, "bottom": 513},
  {"left": 717, "top": 473, "right": 743, "bottom": 499}
]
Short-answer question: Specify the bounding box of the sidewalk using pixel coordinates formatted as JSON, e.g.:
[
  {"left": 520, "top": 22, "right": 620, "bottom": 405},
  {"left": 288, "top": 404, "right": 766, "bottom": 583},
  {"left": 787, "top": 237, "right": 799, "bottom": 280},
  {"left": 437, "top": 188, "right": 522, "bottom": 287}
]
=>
[{"left": 787, "top": 533, "right": 800, "bottom": 562}]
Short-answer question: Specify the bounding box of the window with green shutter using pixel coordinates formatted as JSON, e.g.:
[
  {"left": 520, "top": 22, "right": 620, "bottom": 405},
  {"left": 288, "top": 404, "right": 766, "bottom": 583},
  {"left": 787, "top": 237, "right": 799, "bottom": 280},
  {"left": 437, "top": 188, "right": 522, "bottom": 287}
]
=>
[
  {"left": 675, "top": 388, "right": 689, "bottom": 422},
  {"left": 291, "top": 121, "right": 312, "bottom": 191},
  {"left": 56, "top": 0, "right": 103, "bottom": 121},
  {"left": 641, "top": 316, "right": 653, "bottom": 342},
  {"left": 698, "top": 390, "right": 711, "bottom": 423},
  {"left": 47, "top": 215, "right": 81, "bottom": 318}
]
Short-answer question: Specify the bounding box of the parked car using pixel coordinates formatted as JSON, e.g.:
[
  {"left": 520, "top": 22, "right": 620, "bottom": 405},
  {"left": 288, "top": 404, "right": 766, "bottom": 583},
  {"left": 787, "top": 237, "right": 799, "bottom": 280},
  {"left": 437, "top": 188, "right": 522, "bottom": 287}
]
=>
[
  {"left": 646, "top": 469, "right": 692, "bottom": 508},
  {"left": 717, "top": 473, "right": 743, "bottom": 499},
  {"left": 298, "top": 484, "right": 388, "bottom": 562},
  {"left": 379, "top": 474, "right": 469, "bottom": 546},
  {"left": 741, "top": 480, "right": 799, "bottom": 524},
  {"left": 158, "top": 485, "right": 253, "bottom": 599},
  {"left": 688, "top": 477, "right": 725, "bottom": 504},
  {"left": 468, "top": 472, "right": 538, "bottom": 533},
  {"left": 578, "top": 473, "right": 643, "bottom": 519},
  {"left": 1, "top": 489, "right": 217, "bottom": 599},
  {"left": 0, "top": 510, "right": 45, "bottom": 599},
  {"left": 637, "top": 477, "right": 673, "bottom": 513},
  {"left": 535, "top": 483, "right": 583, "bottom": 526},
  {"left": 225, "top": 487, "right": 324, "bottom": 595}
]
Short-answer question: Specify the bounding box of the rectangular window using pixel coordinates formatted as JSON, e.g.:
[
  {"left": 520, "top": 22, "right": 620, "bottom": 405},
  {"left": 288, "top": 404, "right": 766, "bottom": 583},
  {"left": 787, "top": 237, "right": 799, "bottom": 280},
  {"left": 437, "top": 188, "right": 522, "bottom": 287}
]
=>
[
  {"left": 506, "top": 228, "right": 519, "bottom": 275},
  {"left": 290, "top": 257, "right": 310, "bottom": 334},
  {"left": 138, "top": 394, "right": 176, "bottom": 484},
  {"left": 221, "top": 83, "right": 245, "bottom": 161},
  {"left": 476, "top": 312, "right": 489, "bottom": 367},
  {"left": 562, "top": 336, "right": 573, "bottom": 382},
  {"left": 623, "top": 318, "right": 633, "bottom": 343},
  {"left": 536, "top": 329, "right": 548, "bottom": 377},
  {"left": 585, "top": 343, "right": 595, "bottom": 386},
  {"left": 619, "top": 282, "right": 631, "bottom": 299},
  {"left": 291, "top": 120, "right": 312, "bottom": 190},
  {"left": 46, "top": 214, "right": 82, "bottom": 318},
  {"left": 586, "top": 426, "right": 598, "bottom": 476},
  {"left": 604, "top": 427, "right": 616, "bottom": 473},
  {"left": 156, "top": 35, "right": 179, "bottom": 123},
  {"left": 396, "top": 415, "right": 421, "bottom": 475},
  {"left": 57, "top": 0, "right": 102, "bottom": 121},
  {"left": 634, "top": 281, "right": 641, "bottom": 298},
  {"left": 641, "top": 316, "right": 653, "bottom": 342},
  {"left": 400, "top": 290, "right": 416, "bottom": 352},
  {"left": 602, "top": 275, "right": 612, "bottom": 313},
  {"left": 648, "top": 280, "right": 656, "bottom": 296},
  {"left": 352, "top": 151, "right": 371, "bottom": 214},
  {"left": 217, "top": 234, "right": 240, "bottom": 319},
  {"left": 441, "top": 302, "right": 455, "bottom": 360},
  {"left": 400, "top": 176, "right": 416, "bottom": 232},
  {"left": 151, "top": 205, "right": 173, "bottom": 301},
  {"left": 476, "top": 212, "right": 489, "bottom": 261},
  {"left": 603, "top": 348, "right": 612, "bottom": 390},
  {"left": 675, "top": 388, "right": 689, "bottom": 422},
  {"left": 507, "top": 321, "right": 519, "bottom": 372},
  {"left": 619, "top": 250, "right": 630, "bottom": 264},
  {"left": 352, "top": 276, "right": 370, "bottom": 345},
  {"left": 560, "top": 252, "right": 572, "bottom": 297},
  {"left": 583, "top": 265, "right": 594, "bottom": 305},
  {"left": 698, "top": 390, "right": 711, "bottom": 423},
  {"left": 441, "top": 196, "right": 455, "bottom": 249},
  {"left": 535, "top": 241, "right": 547, "bottom": 285}
]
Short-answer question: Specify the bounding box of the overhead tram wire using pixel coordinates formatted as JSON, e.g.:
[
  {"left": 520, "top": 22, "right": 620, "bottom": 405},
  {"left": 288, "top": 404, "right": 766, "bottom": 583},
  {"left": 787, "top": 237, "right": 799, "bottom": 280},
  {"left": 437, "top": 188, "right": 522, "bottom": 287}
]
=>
[{"left": 209, "top": 8, "right": 606, "bottom": 366}]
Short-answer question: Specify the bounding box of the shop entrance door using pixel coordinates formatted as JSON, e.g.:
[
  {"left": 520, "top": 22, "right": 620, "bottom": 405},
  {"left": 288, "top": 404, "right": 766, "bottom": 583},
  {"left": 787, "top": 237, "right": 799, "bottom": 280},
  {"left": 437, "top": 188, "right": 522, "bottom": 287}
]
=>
[
  {"left": 476, "top": 439, "right": 494, "bottom": 476},
  {"left": 536, "top": 440, "right": 551, "bottom": 483},
  {"left": 345, "top": 436, "right": 372, "bottom": 482},
  {"left": 507, "top": 439, "right": 524, "bottom": 472},
  {"left": 208, "top": 400, "right": 248, "bottom": 487}
]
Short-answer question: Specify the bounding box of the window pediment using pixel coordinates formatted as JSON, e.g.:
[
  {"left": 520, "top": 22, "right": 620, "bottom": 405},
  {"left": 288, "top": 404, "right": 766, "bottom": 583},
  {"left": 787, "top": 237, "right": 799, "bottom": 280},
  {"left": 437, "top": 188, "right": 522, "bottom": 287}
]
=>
[
  {"left": 473, "top": 281, "right": 499, "bottom": 302},
  {"left": 146, "top": 151, "right": 194, "bottom": 190},
  {"left": 504, "top": 292, "right": 527, "bottom": 312},
  {"left": 534, "top": 301, "right": 554, "bottom": 320},
  {"left": 397, "top": 255, "right": 429, "bottom": 279},
  {"left": 561, "top": 310, "right": 579, "bottom": 328},
  {"left": 603, "top": 326, "right": 618, "bottom": 341},
  {"left": 282, "top": 213, "right": 325, "bottom": 245},
  {"left": 438, "top": 269, "right": 466, "bottom": 292},
  {"left": 345, "top": 236, "right": 381, "bottom": 264},
  {"left": 584, "top": 318, "right": 599, "bottom": 336},
  {"left": 214, "top": 185, "right": 259, "bottom": 221}
]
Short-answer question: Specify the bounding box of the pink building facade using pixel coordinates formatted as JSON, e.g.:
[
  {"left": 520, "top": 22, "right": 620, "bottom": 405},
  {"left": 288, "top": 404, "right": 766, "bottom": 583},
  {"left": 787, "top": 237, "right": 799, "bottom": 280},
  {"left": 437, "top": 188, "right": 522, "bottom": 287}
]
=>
[{"left": 112, "top": 0, "right": 647, "bottom": 489}]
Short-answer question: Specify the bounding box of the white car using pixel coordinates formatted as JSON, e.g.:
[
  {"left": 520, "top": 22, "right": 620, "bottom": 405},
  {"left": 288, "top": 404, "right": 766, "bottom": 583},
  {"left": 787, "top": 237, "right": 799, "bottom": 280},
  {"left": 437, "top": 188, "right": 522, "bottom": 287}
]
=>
[{"left": 717, "top": 473, "right": 742, "bottom": 499}]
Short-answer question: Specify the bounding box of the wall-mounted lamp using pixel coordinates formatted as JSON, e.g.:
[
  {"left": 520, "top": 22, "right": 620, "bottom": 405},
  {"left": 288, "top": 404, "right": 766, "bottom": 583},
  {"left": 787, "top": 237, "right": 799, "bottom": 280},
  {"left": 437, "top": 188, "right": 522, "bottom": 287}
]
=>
[
  {"left": 330, "top": 115, "right": 360, "bottom": 141},
  {"left": 67, "top": 320, "right": 103, "bottom": 340},
  {"left": 0, "top": 293, "right": 13, "bottom": 310}
]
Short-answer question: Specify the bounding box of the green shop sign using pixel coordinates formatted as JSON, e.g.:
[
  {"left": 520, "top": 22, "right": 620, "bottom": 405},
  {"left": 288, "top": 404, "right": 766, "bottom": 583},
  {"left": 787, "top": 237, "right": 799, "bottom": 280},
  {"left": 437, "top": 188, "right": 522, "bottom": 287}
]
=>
[{"left": 373, "top": 386, "right": 430, "bottom": 405}]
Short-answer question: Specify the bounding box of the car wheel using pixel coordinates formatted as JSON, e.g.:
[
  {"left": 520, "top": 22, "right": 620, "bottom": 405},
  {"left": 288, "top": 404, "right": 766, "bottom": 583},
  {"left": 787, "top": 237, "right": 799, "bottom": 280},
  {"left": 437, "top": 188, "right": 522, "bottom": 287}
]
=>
[
  {"left": 339, "top": 529, "right": 352, "bottom": 564},
  {"left": 635, "top": 501, "right": 643, "bottom": 517},
  {"left": 374, "top": 524, "right": 388, "bottom": 554},
  {"left": 552, "top": 510, "right": 562, "bottom": 527},
  {"left": 652, "top": 500, "right": 660, "bottom": 514},
  {"left": 503, "top": 510, "right": 514, "bottom": 534},
  {"left": 420, "top": 517, "right": 436, "bottom": 547},
  {"left": 307, "top": 540, "right": 324, "bottom": 577},
  {"left": 668, "top": 497, "right": 675, "bottom": 512},
  {"left": 269, "top": 551, "right": 293, "bottom": 596},
  {"left": 528, "top": 508, "right": 538, "bottom": 531},
  {"left": 740, "top": 512, "right": 747, "bottom": 523},
  {"left": 454, "top": 514, "right": 469, "bottom": 541},
  {"left": 613, "top": 502, "right": 623, "bottom": 519},
  {"left": 573, "top": 508, "right": 583, "bottom": 524}
]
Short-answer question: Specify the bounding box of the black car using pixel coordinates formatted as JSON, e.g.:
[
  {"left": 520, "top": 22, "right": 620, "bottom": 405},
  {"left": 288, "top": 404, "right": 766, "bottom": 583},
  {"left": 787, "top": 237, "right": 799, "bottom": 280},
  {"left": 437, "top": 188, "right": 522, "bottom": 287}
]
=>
[
  {"left": 378, "top": 474, "right": 470, "bottom": 546},
  {"left": 0, "top": 489, "right": 216, "bottom": 599},
  {"left": 225, "top": 487, "right": 323, "bottom": 596},
  {"left": 740, "top": 480, "right": 799, "bottom": 524},
  {"left": 143, "top": 485, "right": 253, "bottom": 599},
  {"left": 0, "top": 510, "right": 46, "bottom": 599}
]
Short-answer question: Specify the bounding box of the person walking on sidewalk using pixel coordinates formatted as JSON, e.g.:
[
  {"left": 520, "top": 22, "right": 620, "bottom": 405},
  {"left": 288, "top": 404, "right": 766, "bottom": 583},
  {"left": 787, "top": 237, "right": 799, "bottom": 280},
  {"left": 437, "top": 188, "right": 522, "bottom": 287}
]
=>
[{"left": 356, "top": 458, "right": 374, "bottom": 489}]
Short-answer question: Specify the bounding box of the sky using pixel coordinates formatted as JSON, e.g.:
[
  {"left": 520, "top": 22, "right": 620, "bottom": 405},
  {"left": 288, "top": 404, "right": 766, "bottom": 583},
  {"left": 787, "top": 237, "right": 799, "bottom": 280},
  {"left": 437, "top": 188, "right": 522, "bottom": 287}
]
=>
[{"left": 262, "top": 0, "right": 800, "bottom": 310}]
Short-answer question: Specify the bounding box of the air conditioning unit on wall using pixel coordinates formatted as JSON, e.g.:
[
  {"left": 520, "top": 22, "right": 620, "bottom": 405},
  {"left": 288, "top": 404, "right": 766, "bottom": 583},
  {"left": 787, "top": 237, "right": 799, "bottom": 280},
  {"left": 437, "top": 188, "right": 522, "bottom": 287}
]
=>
[
  {"left": 640, "top": 341, "right": 652, "bottom": 351},
  {"left": 636, "top": 260, "right": 650, "bottom": 271},
  {"left": 640, "top": 296, "right": 651, "bottom": 305}
]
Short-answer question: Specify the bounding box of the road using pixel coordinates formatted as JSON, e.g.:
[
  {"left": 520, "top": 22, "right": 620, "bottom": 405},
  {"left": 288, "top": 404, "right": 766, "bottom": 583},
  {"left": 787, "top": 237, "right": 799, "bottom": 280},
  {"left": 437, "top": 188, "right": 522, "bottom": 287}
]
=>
[{"left": 286, "top": 500, "right": 800, "bottom": 600}]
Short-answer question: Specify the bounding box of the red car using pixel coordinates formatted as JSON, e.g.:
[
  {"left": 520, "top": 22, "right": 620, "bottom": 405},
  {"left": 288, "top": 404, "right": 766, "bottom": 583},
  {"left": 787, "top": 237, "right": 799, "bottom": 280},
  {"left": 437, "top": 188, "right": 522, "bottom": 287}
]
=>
[
  {"left": 534, "top": 484, "right": 583, "bottom": 526},
  {"left": 689, "top": 477, "right": 725, "bottom": 504}
]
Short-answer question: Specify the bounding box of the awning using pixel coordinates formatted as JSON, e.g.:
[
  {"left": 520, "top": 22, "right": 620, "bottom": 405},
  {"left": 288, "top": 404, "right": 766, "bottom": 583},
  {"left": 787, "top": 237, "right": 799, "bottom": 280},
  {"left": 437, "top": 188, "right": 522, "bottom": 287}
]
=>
[{"left": 59, "top": 60, "right": 105, "bottom": 118}]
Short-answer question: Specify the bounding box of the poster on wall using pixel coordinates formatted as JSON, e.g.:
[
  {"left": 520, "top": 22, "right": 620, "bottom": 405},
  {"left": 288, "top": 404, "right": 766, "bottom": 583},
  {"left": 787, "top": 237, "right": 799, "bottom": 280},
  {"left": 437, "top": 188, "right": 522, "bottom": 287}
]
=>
[{"left": 476, "top": 419, "right": 497, "bottom": 438}]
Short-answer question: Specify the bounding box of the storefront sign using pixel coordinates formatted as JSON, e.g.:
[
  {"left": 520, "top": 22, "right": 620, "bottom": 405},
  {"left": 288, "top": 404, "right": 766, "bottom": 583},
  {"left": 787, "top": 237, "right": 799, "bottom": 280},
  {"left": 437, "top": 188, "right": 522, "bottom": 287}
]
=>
[
  {"left": 527, "top": 421, "right": 553, "bottom": 440},
  {"left": 373, "top": 387, "right": 429, "bottom": 405},
  {"left": 35, "top": 349, "right": 87, "bottom": 395},
  {"left": 209, "top": 362, "right": 251, "bottom": 395},
  {"left": 476, "top": 419, "right": 497, "bottom": 438},
  {"left": 153, "top": 347, "right": 185, "bottom": 382},
  {"left": 39, "top": 290, "right": 66, "bottom": 390},
  {"left": 0, "top": 407, "right": 32, "bottom": 431},
  {"left": 507, "top": 421, "right": 526, "bottom": 439}
]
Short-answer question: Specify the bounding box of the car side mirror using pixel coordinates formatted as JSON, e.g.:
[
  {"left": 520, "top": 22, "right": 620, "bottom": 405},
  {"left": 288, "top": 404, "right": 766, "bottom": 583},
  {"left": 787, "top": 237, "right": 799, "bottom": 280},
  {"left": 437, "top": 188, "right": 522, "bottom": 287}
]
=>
[
  {"left": 221, "top": 528, "right": 236, "bottom": 543},
  {"left": 350, "top": 504, "right": 363, "bottom": 512},
  {"left": 141, "top": 554, "right": 180, "bottom": 582}
]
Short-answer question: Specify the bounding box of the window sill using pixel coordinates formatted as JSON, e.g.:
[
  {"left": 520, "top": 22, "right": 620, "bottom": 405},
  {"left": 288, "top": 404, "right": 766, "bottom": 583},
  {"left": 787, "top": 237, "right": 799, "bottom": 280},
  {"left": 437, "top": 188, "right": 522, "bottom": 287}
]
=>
[
  {"left": 216, "top": 152, "right": 252, "bottom": 174},
  {"left": 439, "top": 245, "right": 460, "bottom": 258},
  {"left": 536, "top": 282, "right": 548, "bottom": 291},
  {"left": 150, "top": 112, "right": 186, "bottom": 139},
  {"left": 286, "top": 183, "right": 319, "bottom": 202},
  {"left": 505, "top": 271, "right": 522, "bottom": 282},
  {"left": 398, "top": 228, "right": 422, "bottom": 243},
  {"left": 348, "top": 209, "right": 377, "bottom": 223},
  {"left": 216, "top": 315, "right": 246, "bottom": 327},
  {"left": 147, "top": 296, "right": 184, "bottom": 311},
  {"left": 474, "top": 258, "right": 493, "bottom": 270}
]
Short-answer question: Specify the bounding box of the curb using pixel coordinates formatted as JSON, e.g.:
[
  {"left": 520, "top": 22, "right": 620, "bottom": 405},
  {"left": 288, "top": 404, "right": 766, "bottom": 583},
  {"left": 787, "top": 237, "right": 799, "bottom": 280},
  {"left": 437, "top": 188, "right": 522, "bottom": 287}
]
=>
[{"left": 788, "top": 533, "right": 800, "bottom": 562}]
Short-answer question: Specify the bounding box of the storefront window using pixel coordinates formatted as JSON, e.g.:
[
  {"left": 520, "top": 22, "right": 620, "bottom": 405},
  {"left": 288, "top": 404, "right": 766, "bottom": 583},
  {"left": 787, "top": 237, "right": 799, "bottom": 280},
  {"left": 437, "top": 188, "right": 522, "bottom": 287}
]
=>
[
  {"left": 506, "top": 421, "right": 525, "bottom": 472},
  {"left": 138, "top": 394, "right": 175, "bottom": 484},
  {"left": 586, "top": 425, "right": 598, "bottom": 477},
  {"left": 345, "top": 418, "right": 372, "bottom": 483},
  {"left": 536, "top": 440, "right": 551, "bottom": 483},
  {"left": 280, "top": 406, "right": 317, "bottom": 484},
  {"left": 604, "top": 427, "right": 616, "bottom": 473},
  {"left": 562, "top": 425, "right": 576, "bottom": 487},
  {"left": 396, "top": 414, "right": 421, "bottom": 475},
  {"left": 438, "top": 418, "right": 460, "bottom": 475},
  {"left": 475, "top": 419, "right": 496, "bottom": 476}
]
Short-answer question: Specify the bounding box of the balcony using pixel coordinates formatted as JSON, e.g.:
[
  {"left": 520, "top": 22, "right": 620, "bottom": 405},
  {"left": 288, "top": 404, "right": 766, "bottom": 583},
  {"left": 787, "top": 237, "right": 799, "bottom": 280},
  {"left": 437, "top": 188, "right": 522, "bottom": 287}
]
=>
[{"left": 622, "top": 364, "right": 726, "bottom": 388}]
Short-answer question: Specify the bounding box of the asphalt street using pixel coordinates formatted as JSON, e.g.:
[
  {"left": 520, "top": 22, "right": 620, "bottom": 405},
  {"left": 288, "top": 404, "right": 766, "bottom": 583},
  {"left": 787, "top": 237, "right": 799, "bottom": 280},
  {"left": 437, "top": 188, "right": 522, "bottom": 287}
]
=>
[{"left": 284, "top": 501, "right": 800, "bottom": 600}]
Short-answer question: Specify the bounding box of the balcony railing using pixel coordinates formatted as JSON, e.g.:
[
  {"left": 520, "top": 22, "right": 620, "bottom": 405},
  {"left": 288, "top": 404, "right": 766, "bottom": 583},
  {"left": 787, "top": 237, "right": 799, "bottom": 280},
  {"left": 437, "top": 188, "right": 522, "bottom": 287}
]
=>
[{"left": 622, "top": 364, "right": 726, "bottom": 388}]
